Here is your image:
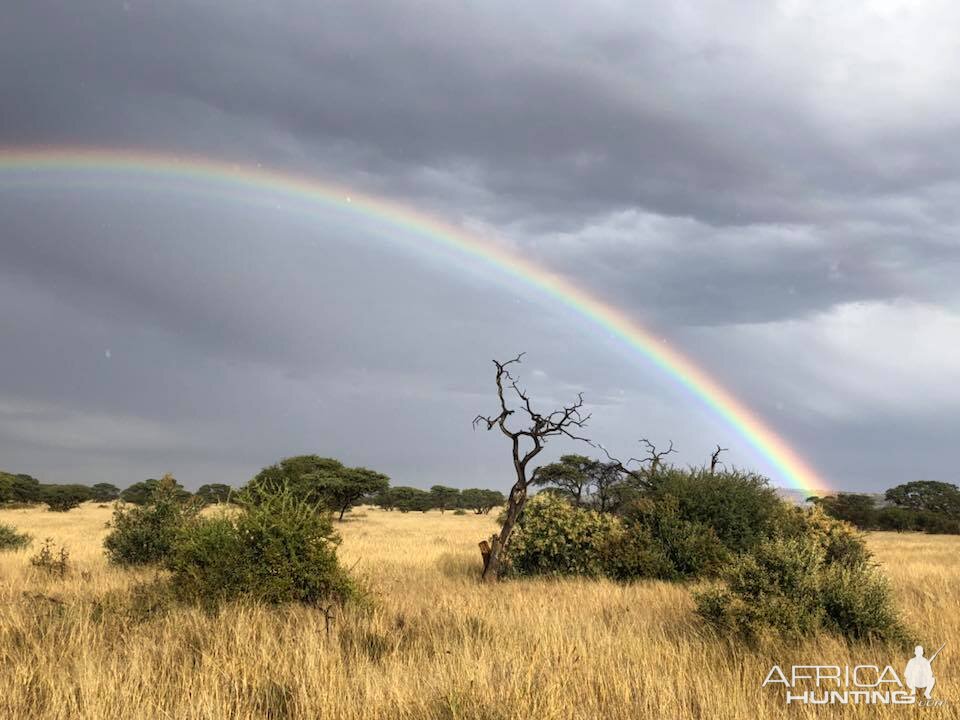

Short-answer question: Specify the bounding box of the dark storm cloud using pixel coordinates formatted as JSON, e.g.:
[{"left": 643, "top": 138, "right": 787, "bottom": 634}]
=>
[
  {"left": 6, "top": 0, "right": 960, "bottom": 325},
  {"left": 3, "top": 1, "right": 960, "bottom": 490},
  {"left": 4, "top": 0, "right": 950, "bottom": 227}
]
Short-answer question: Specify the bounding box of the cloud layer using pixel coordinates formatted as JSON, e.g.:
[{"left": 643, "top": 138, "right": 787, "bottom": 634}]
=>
[{"left": 3, "top": 0, "right": 960, "bottom": 491}]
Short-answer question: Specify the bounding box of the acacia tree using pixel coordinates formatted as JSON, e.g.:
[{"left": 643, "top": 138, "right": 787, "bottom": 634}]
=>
[
  {"left": 532, "top": 454, "right": 594, "bottom": 505},
  {"left": 885, "top": 481, "right": 960, "bottom": 516},
  {"left": 473, "top": 354, "right": 590, "bottom": 582},
  {"left": 460, "top": 488, "right": 505, "bottom": 514},
  {"left": 430, "top": 485, "right": 461, "bottom": 513},
  {"left": 532, "top": 455, "right": 623, "bottom": 512},
  {"left": 307, "top": 467, "right": 390, "bottom": 521},
  {"left": 91, "top": 483, "right": 121, "bottom": 502}
]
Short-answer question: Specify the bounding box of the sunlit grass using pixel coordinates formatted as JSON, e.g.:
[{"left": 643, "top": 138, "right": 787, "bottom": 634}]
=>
[{"left": 1, "top": 503, "right": 958, "bottom": 719}]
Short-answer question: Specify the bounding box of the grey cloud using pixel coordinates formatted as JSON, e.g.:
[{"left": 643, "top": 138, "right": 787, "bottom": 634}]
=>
[{"left": 3, "top": 1, "right": 960, "bottom": 491}]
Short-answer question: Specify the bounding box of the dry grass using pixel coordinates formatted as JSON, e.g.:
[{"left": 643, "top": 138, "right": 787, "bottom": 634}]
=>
[{"left": 1, "top": 503, "right": 959, "bottom": 719}]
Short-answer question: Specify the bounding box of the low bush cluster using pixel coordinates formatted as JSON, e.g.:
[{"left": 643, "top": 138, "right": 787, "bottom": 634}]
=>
[
  {"left": 104, "top": 474, "right": 201, "bottom": 566},
  {"left": 695, "top": 507, "right": 908, "bottom": 643},
  {"left": 608, "top": 497, "right": 729, "bottom": 581},
  {"left": 102, "top": 475, "right": 356, "bottom": 610},
  {"left": 167, "top": 488, "right": 354, "bottom": 607},
  {"left": 502, "top": 469, "right": 909, "bottom": 644}
]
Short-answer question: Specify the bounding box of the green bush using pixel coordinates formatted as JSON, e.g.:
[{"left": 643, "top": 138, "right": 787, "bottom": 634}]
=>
[
  {"left": 166, "top": 487, "right": 354, "bottom": 607},
  {"left": 0, "top": 522, "right": 31, "bottom": 550},
  {"left": 501, "top": 493, "right": 620, "bottom": 578},
  {"left": 612, "top": 497, "right": 729, "bottom": 580},
  {"left": 819, "top": 564, "right": 906, "bottom": 641},
  {"left": 104, "top": 475, "right": 200, "bottom": 566},
  {"left": 695, "top": 509, "right": 908, "bottom": 643},
  {"left": 695, "top": 536, "right": 824, "bottom": 640},
  {"left": 600, "top": 523, "right": 675, "bottom": 581},
  {"left": 644, "top": 467, "right": 787, "bottom": 553}
]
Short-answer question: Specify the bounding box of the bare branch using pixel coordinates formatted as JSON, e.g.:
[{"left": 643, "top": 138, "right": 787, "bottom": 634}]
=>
[
  {"left": 710, "top": 444, "right": 729, "bottom": 474},
  {"left": 598, "top": 437, "right": 676, "bottom": 487},
  {"left": 638, "top": 438, "right": 675, "bottom": 472}
]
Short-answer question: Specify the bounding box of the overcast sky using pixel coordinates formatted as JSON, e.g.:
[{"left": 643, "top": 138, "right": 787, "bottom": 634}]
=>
[{"left": 3, "top": 0, "right": 960, "bottom": 493}]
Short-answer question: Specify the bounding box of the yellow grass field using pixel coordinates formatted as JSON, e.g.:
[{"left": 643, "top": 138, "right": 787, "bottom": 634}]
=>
[{"left": 1, "top": 503, "right": 959, "bottom": 719}]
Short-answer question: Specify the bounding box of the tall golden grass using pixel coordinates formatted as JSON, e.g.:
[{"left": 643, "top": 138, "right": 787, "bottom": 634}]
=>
[{"left": 1, "top": 503, "right": 958, "bottom": 719}]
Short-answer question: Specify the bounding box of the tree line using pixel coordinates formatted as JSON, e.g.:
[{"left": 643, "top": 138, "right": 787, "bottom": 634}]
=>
[
  {"left": 808, "top": 481, "right": 960, "bottom": 534},
  {"left": 0, "top": 462, "right": 505, "bottom": 518}
]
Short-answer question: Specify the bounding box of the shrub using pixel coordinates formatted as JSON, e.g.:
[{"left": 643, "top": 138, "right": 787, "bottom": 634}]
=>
[
  {"left": 166, "top": 487, "right": 354, "bottom": 607},
  {"left": 104, "top": 474, "right": 200, "bottom": 566},
  {"left": 0, "top": 522, "right": 31, "bottom": 550},
  {"left": 644, "top": 467, "right": 786, "bottom": 553},
  {"left": 819, "top": 564, "right": 907, "bottom": 641},
  {"left": 500, "top": 493, "right": 620, "bottom": 578},
  {"left": 612, "top": 497, "right": 729, "bottom": 580},
  {"left": 695, "top": 536, "right": 824, "bottom": 640},
  {"left": 600, "top": 524, "right": 675, "bottom": 581},
  {"left": 453, "top": 509, "right": 467, "bottom": 516},
  {"left": 695, "top": 509, "right": 908, "bottom": 643},
  {"left": 30, "top": 538, "right": 71, "bottom": 577}
]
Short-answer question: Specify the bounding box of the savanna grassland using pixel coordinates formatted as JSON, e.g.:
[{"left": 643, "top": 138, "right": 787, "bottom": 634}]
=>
[{"left": 2, "top": 503, "right": 959, "bottom": 720}]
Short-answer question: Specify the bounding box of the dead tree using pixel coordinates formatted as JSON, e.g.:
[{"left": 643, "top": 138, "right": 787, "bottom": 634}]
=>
[
  {"left": 599, "top": 437, "right": 676, "bottom": 490},
  {"left": 638, "top": 438, "right": 675, "bottom": 475},
  {"left": 473, "top": 354, "right": 590, "bottom": 582},
  {"left": 710, "top": 445, "right": 728, "bottom": 474}
]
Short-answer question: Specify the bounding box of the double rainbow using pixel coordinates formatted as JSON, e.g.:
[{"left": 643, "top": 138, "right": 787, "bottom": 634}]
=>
[{"left": 0, "top": 146, "right": 829, "bottom": 495}]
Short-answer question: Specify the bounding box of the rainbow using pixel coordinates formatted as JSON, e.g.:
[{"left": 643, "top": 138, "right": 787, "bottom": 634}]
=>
[{"left": 0, "top": 146, "right": 829, "bottom": 494}]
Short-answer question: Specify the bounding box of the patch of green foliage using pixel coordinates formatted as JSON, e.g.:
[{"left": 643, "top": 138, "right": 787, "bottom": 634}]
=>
[
  {"left": 695, "top": 507, "right": 909, "bottom": 643},
  {"left": 501, "top": 493, "right": 620, "bottom": 578},
  {"left": 246, "top": 455, "right": 389, "bottom": 520},
  {"left": 166, "top": 486, "right": 354, "bottom": 608},
  {"left": 120, "top": 476, "right": 192, "bottom": 505},
  {"left": 0, "top": 522, "right": 31, "bottom": 551},
  {"left": 104, "top": 474, "right": 200, "bottom": 566},
  {"left": 195, "top": 483, "right": 233, "bottom": 505},
  {"left": 41, "top": 484, "right": 93, "bottom": 512},
  {"left": 608, "top": 496, "right": 729, "bottom": 580}
]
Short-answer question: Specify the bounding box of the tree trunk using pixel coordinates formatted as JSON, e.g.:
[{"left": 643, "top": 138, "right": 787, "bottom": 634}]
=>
[
  {"left": 338, "top": 506, "right": 346, "bottom": 521},
  {"left": 481, "top": 481, "right": 527, "bottom": 583}
]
